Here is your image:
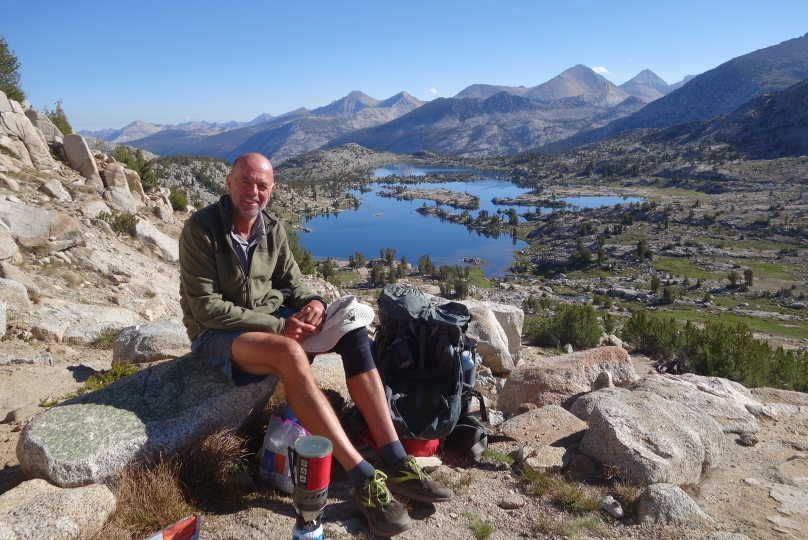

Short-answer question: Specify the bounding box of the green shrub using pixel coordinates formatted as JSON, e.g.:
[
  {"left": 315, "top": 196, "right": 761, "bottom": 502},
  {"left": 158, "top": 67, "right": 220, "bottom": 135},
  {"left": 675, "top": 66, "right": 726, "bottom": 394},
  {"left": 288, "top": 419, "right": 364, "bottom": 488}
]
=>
[
  {"left": 169, "top": 187, "right": 188, "bottom": 211},
  {"left": 527, "top": 303, "right": 602, "bottom": 349},
  {"left": 98, "top": 211, "right": 138, "bottom": 235},
  {"left": 93, "top": 327, "right": 119, "bottom": 349},
  {"left": 112, "top": 146, "right": 158, "bottom": 190},
  {"left": 552, "top": 482, "right": 601, "bottom": 514},
  {"left": 0, "top": 36, "right": 25, "bottom": 102},
  {"left": 286, "top": 228, "right": 314, "bottom": 275},
  {"left": 621, "top": 310, "right": 808, "bottom": 391},
  {"left": 68, "top": 360, "right": 138, "bottom": 398},
  {"left": 462, "top": 511, "right": 493, "bottom": 539},
  {"left": 602, "top": 313, "right": 616, "bottom": 334},
  {"left": 454, "top": 278, "right": 469, "bottom": 299},
  {"left": 41, "top": 100, "right": 73, "bottom": 135},
  {"left": 620, "top": 309, "right": 681, "bottom": 359}
]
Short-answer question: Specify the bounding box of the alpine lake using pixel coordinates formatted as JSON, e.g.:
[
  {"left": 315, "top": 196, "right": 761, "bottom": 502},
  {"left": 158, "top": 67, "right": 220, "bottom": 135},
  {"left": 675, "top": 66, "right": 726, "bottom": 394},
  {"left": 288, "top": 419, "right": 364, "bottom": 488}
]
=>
[{"left": 299, "top": 163, "right": 643, "bottom": 277}]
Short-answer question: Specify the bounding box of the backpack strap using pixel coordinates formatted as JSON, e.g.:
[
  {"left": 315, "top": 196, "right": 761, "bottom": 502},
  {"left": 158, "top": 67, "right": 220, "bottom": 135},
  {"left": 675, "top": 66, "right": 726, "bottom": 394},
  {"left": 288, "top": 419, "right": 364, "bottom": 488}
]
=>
[
  {"left": 390, "top": 320, "right": 414, "bottom": 369},
  {"left": 418, "top": 322, "right": 426, "bottom": 370}
]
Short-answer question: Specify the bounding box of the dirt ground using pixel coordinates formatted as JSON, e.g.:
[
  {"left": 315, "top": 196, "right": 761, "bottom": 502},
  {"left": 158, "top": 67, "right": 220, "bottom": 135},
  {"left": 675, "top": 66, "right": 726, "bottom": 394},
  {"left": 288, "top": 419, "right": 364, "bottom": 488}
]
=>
[{"left": 3, "top": 349, "right": 807, "bottom": 540}]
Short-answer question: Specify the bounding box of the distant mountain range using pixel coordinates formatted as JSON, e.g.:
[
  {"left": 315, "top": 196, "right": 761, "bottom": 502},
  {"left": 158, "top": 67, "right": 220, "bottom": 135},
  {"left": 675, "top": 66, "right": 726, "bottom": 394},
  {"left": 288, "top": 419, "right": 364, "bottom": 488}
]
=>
[
  {"left": 324, "top": 90, "right": 645, "bottom": 157},
  {"left": 125, "top": 91, "right": 424, "bottom": 162},
  {"left": 590, "top": 33, "right": 808, "bottom": 138},
  {"left": 78, "top": 114, "right": 274, "bottom": 144},
  {"left": 91, "top": 32, "right": 808, "bottom": 162},
  {"left": 534, "top": 33, "right": 808, "bottom": 154},
  {"left": 454, "top": 64, "right": 632, "bottom": 106},
  {"left": 457, "top": 67, "right": 697, "bottom": 104}
]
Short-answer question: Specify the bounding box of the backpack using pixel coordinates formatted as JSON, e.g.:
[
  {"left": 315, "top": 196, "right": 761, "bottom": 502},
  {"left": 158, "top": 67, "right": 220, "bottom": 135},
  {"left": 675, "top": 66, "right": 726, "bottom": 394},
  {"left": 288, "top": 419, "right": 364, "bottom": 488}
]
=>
[
  {"left": 375, "top": 284, "right": 471, "bottom": 441},
  {"left": 372, "top": 284, "right": 524, "bottom": 462}
]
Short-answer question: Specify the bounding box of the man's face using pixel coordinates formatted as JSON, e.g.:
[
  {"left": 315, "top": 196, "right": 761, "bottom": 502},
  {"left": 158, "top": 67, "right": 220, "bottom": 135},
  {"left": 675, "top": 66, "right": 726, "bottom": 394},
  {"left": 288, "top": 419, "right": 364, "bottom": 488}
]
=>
[{"left": 226, "top": 157, "right": 275, "bottom": 220}]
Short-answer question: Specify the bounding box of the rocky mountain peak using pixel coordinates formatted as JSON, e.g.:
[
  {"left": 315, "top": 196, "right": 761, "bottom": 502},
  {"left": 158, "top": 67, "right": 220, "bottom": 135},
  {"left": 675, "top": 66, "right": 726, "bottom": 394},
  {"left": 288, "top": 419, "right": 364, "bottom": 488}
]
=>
[
  {"left": 526, "top": 65, "right": 630, "bottom": 105},
  {"left": 311, "top": 91, "right": 382, "bottom": 117},
  {"left": 620, "top": 69, "right": 672, "bottom": 102},
  {"left": 378, "top": 91, "right": 425, "bottom": 109}
]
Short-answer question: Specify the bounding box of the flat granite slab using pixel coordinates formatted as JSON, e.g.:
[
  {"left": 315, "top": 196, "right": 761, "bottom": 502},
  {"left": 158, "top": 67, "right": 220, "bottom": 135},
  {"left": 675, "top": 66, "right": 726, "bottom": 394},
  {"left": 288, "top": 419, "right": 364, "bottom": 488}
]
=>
[{"left": 16, "top": 353, "right": 277, "bottom": 487}]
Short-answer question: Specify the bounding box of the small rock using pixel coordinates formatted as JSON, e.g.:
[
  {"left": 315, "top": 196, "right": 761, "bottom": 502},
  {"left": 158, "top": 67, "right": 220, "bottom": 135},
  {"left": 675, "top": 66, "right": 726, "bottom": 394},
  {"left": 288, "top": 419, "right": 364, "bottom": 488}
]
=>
[
  {"left": 415, "top": 456, "right": 441, "bottom": 472},
  {"left": 593, "top": 371, "right": 614, "bottom": 390},
  {"left": 637, "top": 483, "right": 713, "bottom": 526},
  {"left": 498, "top": 494, "right": 524, "bottom": 510},
  {"left": 487, "top": 410, "right": 505, "bottom": 426},
  {"left": 563, "top": 343, "right": 573, "bottom": 354},
  {"left": 601, "top": 495, "right": 625, "bottom": 518},
  {"left": 525, "top": 446, "right": 568, "bottom": 472},
  {"left": 738, "top": 433, "right": 758, "bottom": 446}
]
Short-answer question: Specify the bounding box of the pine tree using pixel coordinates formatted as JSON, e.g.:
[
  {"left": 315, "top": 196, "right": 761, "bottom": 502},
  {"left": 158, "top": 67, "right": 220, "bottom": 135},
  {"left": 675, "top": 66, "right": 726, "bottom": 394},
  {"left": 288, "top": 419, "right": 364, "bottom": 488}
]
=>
[{"left": 0, "top": 36, "right": 24, "bottom": 102}]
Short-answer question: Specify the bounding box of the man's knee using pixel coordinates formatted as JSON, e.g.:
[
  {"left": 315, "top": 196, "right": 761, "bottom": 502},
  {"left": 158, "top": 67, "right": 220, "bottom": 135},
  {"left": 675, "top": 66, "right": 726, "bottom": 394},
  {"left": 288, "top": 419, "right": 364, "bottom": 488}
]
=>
[
  {"left": 232, "top": 332, "right": 310, "bottom": 377},
  {"left": 270, "top": 336, "right": 309, "bottom": 367}
]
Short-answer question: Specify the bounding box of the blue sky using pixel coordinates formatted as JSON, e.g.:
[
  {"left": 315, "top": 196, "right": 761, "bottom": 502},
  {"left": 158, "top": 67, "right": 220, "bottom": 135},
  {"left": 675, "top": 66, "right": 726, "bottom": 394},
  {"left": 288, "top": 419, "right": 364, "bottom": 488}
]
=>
[{"left": 3, "top": 1, "right": 806, "bottom": 131}]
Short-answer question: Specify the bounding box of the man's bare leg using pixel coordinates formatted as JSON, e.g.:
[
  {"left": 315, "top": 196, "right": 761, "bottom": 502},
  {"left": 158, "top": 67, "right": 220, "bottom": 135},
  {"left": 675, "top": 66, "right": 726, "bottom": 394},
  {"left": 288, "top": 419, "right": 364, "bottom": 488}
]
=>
[
  {"left": 230, "top": 331, "right": 362, "bottom": 470},
  {"left": 346, "top": 369, "right": 398, "bottom": 448}
]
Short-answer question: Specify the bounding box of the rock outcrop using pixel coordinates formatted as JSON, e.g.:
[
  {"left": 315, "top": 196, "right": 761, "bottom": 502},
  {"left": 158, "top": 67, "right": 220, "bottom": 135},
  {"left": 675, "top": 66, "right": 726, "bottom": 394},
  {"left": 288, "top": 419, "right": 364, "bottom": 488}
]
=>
[
  {"left": 0, "top": 91, "right": 56, "bottom": 171},
  {"left": 498, "top": 404, "right": 587, "bottom": 451},
  {"left": 575, "top": 388, "right": 723, "bottom": 485},
  {"left": 133, "top": 218, "right": 179, "bottom": 263},
  {"left": 62, "top": 134, "right": 102, "bottom": 188},
  {"left": 23, "top": 109, "right": 63, "bottom": 145},
  {"left": 31, "top": 300, "right": 144, "bottom": 344},
  {"left": 497, "top": 346, "right": 636, "bottom": 414},
  {"left": 102, "top": 185, "right": 137, "bottom": 214},
  {"left": 17, "top": 353, "right": 278, "bottom": 487},
  {"left": 630, "top": 373, "right": 760, "bottom": 434},
  {"left": 0, "top": 478, "right": 115, "bottom": 540},
  {"left": 461, "top": 299, "right": 524, "bottom": 374},
  {"left": 0, "top": 199, "right": 85, "bottom": 252},
  {"left": 113, "top": 319, "right": 191, "bottom": 363}
]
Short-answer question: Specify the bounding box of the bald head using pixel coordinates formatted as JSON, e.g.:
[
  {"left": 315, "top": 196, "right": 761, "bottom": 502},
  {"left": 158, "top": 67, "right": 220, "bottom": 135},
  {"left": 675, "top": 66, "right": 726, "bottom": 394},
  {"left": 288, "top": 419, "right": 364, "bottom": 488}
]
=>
[
  {"left": 230, "top": 152, "right": 273, "bottom": 177},
  {"left": 226, "top": 153, "right": 276, "bottom": 224}
]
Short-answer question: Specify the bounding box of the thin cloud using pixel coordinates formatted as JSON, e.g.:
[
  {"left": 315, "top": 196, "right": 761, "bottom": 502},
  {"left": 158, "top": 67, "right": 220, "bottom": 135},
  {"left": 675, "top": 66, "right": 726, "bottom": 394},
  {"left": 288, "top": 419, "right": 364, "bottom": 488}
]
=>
[
  {"left": 592, "top": 66, "right": 610, "bottom": 74},
  {"left": 627, "top": 58, "right": 633, "bottom": 62},
  {"left": 428, "top": 88, "right": 438, "bottom": 94}
]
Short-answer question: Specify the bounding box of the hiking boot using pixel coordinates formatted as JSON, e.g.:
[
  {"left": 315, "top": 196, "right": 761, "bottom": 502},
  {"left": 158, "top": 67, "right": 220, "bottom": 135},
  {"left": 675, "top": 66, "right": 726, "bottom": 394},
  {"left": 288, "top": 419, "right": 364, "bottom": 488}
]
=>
[
  {"left": 377, "top": 455, "right": 454, "bottom": 503},
  {"left": 355, "top": 470, "right": 412, "bottom": 537}
]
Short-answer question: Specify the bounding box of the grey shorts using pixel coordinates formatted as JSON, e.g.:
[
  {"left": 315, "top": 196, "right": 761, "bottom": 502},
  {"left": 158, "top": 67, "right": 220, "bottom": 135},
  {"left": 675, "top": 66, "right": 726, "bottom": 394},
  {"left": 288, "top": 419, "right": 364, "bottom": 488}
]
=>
[{"left": 191, "top": 306, "right": 298, "bottom": 385}]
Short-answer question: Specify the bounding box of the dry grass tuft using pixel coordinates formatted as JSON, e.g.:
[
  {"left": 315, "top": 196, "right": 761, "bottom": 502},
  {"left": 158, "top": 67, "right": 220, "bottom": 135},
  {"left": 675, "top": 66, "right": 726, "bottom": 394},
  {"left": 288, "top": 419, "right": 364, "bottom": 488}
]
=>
[
  {"left": 92, "top": 456, "right": 194, "bottom": 540},
  {"left": 432, "top": 470, "right": 474, "bottom": 494},
  {"left": 613, "top": 480, "right": 643, "bottom": 517},
  {"left": 91, "top": 429, "right": 249, "bottom": 538},
  {"left": 177, "top": 428, "right": 249, "bottom": 508},
  {"left": 551, "top": 481, "right": 601, "bottom": 514}
]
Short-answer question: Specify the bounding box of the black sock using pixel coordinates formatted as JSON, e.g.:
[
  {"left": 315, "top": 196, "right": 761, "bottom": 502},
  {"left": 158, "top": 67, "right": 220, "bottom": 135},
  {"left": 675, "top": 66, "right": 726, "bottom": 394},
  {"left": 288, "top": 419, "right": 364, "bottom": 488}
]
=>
[
  {"left": 379, "top": 440, "right": 408, "bottom": 466},
  {"left": 347, "top": 459, "right": 376, "bottom": 489}
]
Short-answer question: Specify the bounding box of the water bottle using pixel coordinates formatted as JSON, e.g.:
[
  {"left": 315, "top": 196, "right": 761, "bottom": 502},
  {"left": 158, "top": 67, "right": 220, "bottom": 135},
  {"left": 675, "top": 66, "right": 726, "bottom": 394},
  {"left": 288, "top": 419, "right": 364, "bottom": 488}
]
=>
[
  {"left": 284, "top": 401, "right": 300, "bottom": 425},
  {"left": 292, "top": 522, "right": 323, "bottom": 540},
  {"left": 461, "top": 350, "right": 476, "bottom": 387}
]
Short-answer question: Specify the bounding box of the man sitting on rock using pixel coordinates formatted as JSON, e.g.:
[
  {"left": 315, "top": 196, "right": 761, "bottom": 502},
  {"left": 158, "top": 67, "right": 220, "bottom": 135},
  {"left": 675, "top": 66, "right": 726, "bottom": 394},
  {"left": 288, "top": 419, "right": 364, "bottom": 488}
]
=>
[{"left": 178, "top": 152, "right": 452, "bottom": 537}]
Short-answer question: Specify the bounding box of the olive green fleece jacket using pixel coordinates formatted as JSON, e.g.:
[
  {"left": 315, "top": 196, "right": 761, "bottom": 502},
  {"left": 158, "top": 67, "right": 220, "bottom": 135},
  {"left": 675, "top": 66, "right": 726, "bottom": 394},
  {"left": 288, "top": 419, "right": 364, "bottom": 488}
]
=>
[{"left": 179, "top": 195, "right": 318, "bottom": 341}]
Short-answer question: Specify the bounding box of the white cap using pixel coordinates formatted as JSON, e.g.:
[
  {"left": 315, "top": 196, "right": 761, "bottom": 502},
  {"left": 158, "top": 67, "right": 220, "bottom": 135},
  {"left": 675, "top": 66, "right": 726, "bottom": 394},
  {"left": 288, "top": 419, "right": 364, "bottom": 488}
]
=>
[{"left": 301, "top": 295, "right": 374, "bottom": 353}]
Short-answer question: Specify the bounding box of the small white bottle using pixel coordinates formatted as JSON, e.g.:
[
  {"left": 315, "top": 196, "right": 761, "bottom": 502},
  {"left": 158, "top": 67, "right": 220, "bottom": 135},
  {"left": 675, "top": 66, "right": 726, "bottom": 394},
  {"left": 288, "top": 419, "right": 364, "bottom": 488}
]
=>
[{"left": 461, "top": 350, "right": 476, "bottom": 387}]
